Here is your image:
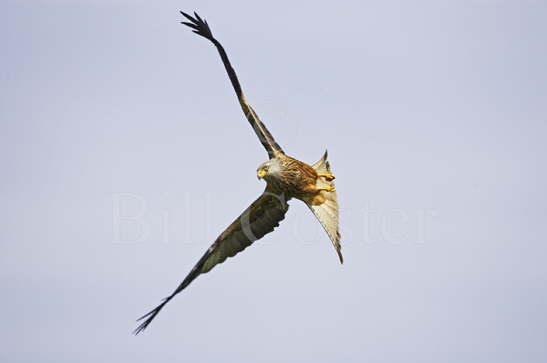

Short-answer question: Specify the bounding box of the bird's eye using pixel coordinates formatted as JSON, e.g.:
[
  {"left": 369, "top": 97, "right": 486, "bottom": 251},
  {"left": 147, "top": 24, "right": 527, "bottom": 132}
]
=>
[{"left": 264, "top": 166, "right": 269, "bottom": 171}]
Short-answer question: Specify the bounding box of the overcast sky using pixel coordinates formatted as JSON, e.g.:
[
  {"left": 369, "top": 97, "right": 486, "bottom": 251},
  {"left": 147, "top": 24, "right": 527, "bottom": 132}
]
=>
[{"left": 2, "top": 0, "right": 546, "bottom": 362}]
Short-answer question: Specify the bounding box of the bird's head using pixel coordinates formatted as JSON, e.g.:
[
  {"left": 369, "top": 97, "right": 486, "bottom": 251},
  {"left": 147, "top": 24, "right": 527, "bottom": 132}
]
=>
[{"left": 257, "top": 159, "right": 282, "bottom": 181}]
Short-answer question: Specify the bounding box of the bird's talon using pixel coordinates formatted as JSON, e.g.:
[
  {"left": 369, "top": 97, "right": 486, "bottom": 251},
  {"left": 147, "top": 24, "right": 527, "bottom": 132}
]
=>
[{"left": 320, "top": 186, "right": 336, "bottom": 193}]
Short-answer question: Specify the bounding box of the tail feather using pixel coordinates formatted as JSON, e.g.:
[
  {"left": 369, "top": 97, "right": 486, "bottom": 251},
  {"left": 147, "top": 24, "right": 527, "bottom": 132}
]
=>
[{"left": 308, "top": 151, "right": 342, "bottom": 263}]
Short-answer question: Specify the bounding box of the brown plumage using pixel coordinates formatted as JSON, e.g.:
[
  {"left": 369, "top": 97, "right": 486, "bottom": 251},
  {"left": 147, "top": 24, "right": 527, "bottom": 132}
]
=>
[
  {"left": 134, "top": 11, "right": 341, "bottom": 335},
  {"left": 264, "top": 154, "right": 318, "bottom": 196}
]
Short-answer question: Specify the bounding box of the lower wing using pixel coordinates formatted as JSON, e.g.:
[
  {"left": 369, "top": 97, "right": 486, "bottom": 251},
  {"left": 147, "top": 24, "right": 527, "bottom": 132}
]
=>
[{"left": 134, "top": 189, "right": 290, "bottom": 334}]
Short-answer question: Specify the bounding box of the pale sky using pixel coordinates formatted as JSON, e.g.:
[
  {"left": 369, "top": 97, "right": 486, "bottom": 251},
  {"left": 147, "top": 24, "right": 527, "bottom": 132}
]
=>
[{"left": 2, "top": 1, "right": 547, "bottom": 362}]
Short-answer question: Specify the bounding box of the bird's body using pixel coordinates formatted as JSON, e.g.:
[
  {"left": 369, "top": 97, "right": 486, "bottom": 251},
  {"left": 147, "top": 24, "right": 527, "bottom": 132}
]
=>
[
  {"left": 260, "top": 154, "right": 318, "bottom": 196},
  {"left": 134, "top": 11, "right": 342, "bottom": 335}
]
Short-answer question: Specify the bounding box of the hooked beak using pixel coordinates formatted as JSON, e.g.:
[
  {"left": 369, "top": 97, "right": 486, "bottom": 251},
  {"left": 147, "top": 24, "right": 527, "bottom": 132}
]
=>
[{"left": 257, "top": 170, "right": 267, "bottom": 179}]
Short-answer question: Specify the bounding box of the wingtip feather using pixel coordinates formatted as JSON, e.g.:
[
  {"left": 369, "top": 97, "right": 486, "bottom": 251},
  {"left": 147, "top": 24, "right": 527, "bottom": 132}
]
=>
[
  {"left": 194, "top": 11, "right": 203, "bottom": 23},
  {"left": 180, "top": 11, "right": 195, "bottom": 22}
]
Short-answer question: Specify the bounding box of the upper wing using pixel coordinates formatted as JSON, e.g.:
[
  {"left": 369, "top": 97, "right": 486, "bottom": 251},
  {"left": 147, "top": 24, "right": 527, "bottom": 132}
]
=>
[
  {"left": 134, "top": 189, "right": 290, "bottom": 334},
  {"left": 180, "top": 11, "right": 284, "bottom": 159},
  {"left": 308, "top": 151, "right": 343, "bottom": 263}
]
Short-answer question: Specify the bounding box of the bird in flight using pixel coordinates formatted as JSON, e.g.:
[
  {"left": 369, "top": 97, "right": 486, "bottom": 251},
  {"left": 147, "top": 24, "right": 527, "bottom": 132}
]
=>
[{"left": 134, "top": 11, "right": 341, "bottom": 335}]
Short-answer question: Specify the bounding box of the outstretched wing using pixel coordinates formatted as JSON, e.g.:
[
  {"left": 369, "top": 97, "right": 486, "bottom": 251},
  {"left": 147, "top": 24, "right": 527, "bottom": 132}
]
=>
[
  {"left": 180, "top": 11, "right": 284, "bottom": 159},
  {"left": 134, "top": 189, "right": 290, "bottom": 334},
  {"left": 308, "top": 151, "right": 343, "bottom": 263}
]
